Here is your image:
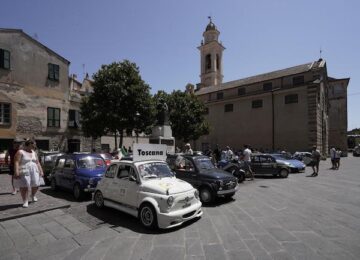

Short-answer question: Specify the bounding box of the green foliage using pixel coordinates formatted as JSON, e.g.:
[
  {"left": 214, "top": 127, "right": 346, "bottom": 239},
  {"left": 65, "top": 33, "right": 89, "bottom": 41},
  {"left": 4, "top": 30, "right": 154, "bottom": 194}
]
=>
[
  {"left": 348, "top": 128, "right": 360, "bottom": 135},
  {"left": 154, "top": 90, "right": 209, "bottom": 142},
  {"left": 80, "top": 60, "right": 155, "bottom": 146}
]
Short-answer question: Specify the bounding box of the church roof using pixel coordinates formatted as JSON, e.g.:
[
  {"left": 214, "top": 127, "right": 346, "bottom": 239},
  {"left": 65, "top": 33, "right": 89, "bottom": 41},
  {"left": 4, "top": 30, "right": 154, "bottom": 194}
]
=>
[{"left": 195, "top": 59, "right": 326, "bottom": 95}]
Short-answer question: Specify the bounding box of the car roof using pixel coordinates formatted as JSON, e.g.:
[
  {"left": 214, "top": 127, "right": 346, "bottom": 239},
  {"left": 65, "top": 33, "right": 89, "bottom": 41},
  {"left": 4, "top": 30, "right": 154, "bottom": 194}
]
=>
[{"left": 58, "top": 153, "right": 103, "bottom": 159}]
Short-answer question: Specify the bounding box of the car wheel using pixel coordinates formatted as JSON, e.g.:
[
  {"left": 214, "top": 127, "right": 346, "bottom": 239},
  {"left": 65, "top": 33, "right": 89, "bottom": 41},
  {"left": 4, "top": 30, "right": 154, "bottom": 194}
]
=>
[
  {"left": 94, "top": 191, "right": 104, "bottom": 208},
  {"left": 139, "top": 203, "right": 157, "bottom": 229},
  {"left": 73, "top": 183, "right": 83, "bottom": 201},
  {"left": 237, "top": 171, "right": 245, "bottom": 183},
  {"left": 279, "top": 169, "right": 289, "bottom": 178},
  {"left": 50, "top": 178, "right": 57, "bottom": 191},
  {"left": 200, "top": 187, "right": 213, "bottom": 203}
]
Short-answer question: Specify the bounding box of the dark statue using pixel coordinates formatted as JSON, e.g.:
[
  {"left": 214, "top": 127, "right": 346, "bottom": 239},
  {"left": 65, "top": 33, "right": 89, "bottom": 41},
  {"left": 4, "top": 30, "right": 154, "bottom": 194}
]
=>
[{"left": 156, "top": 98, "right": 169, "bottom": 125}]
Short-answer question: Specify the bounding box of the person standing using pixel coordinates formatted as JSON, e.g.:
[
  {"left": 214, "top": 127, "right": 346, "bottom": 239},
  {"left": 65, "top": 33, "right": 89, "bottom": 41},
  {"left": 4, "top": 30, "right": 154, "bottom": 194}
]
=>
[
  {"left": 213, "top": 144, "right": 221, "bottom": 163},
  {"left": 334, "top": 148, "right": 342, "bottom": 170},
  {"left": 308, "top": 146, "right": 321, "bottom": 177},
  {"left": 184, "top": 143, "right": 193, "bottom": 155},
  {"left": 330, "top": 147, "right": 336, "bottom": 169},
  {"left": 5, "top": 139, "right": 22, "bottom": 195},
  {"left": 243, "top": 145, "right": 254, "bottom": 180},
  {"left": 14, "top": 139, "right": 44, "bottom": 208},
  {"left": 224, "top": 146, "right": 234, "bottom": 161}
]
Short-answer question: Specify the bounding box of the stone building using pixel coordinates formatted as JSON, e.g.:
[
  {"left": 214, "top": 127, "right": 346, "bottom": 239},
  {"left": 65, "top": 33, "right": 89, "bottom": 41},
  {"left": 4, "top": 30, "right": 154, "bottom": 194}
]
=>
[
  {"left": 192, "top": 20, "right": 349, "bottom": 155},
  {"left": 0, "top": 29, "right": 96, "bottom": 152}
]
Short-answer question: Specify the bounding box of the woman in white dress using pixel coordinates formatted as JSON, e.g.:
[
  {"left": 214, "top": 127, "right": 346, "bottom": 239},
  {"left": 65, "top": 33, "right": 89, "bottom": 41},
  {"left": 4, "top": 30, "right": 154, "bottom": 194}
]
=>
[{"left": 14, "top": 139, "right": 44, "bottom": 208}]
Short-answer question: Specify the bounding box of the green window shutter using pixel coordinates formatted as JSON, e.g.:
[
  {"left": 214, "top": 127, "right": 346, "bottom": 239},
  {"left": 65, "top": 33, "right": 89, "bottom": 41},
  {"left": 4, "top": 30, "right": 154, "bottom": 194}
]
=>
[
  {"left": 48, "top": 64, "right": 53, "bottom": 79},
  {"left": 3, "top": 50, "right": 10, "bottom": 69},
  {"left": 54, "top": 65, "right": 59, "bottom": 81}
]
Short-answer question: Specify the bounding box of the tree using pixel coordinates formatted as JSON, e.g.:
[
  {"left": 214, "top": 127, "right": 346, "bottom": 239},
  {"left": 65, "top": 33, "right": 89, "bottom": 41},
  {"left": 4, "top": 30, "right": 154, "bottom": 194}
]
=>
[
  {"left": 80, "top": 60, "right": 154, "bottom": 148},
  {"left": 154, "top": 90, "right": 209, "bottom": 143}
]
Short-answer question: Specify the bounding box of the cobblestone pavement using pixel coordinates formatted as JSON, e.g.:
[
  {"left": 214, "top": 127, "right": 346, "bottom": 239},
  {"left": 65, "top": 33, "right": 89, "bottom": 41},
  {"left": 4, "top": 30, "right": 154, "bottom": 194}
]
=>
[{"left": 1, "top": 156, "right": 360, "bottom": 259}]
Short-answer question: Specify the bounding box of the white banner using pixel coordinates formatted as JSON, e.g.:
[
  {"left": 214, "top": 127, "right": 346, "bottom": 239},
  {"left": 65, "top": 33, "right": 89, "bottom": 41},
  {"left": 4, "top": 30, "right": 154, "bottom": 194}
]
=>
[{"left": 133, "top": 144, "right": 167, "bottom": 162}]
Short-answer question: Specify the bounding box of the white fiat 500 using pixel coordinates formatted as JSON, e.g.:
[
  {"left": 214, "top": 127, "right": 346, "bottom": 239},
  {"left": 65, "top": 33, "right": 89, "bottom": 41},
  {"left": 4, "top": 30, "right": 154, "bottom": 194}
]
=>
[{"left": 93, "top": 159, "right": 203, "bottom": 229}]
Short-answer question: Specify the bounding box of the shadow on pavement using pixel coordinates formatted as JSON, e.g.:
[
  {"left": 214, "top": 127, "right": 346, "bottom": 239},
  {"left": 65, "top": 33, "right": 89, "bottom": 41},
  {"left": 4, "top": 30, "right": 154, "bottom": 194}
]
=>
[
  {"left": 40, "top": 187, "right": 92, "bottom": 203},
  {"left": 86, "top": 203, "right": 200, "bottom": 235},
  {"left": 0, "top": 203, "right": 23, "bottom": 211},
  {"left": 0, "top": 192, "right": 12, "bottom": 196}
]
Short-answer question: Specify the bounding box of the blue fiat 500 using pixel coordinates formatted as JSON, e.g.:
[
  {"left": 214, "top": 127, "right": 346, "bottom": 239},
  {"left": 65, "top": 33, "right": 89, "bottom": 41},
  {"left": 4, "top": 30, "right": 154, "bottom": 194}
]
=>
[{"left": 50, "top": 154, "right": 106, "bottom": 200}]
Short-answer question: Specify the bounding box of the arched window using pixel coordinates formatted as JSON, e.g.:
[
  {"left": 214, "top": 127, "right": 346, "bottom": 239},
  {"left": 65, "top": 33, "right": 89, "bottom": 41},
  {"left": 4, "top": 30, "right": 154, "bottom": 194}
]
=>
[
  {"left": 206, "top": 54, "right": 211, "bottom": 70},
  {"left": 216, "top": 54, "right": 220, "bottom": 70}
]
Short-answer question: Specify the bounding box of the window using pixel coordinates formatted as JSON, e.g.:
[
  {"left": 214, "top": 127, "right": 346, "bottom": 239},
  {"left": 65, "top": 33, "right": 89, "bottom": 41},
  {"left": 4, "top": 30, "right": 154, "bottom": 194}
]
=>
[
  {"left": 105, "top": 165, "right": 117, "bottom": 178},
  {"left": 0, "top": 103, "right": 11, "bottom": 125},
  {"left": 47, "top": 107, "right": 60, "bottom": 127},
  {"left": 0, "top": 49, "right": 10, "bottom": 70},
  {"left": 285, "top": 94, "right": 298, "bottom": 104},
  {"left": 48, "top": 63, "right": 60, "bottom": 81},
  {"left": 252, "top": 99, "right": 263, "bottom": 108},
  {"left": 55, "top": 158, "right": 66, "bottom": 169},
  {"left": 224, "top": 104, "right": 233, "bottom": 112},
  {"left": 217, "top": 92, "right": 223, "bottom": 100},
  {"left": 238, "top": 88, "right": 246, "bottom": 96},
  {"left": 293, "top": 75, "right": 304, "bottom": 86},
  {"left": 216, "top": 54, "right": 220, "bottom": 70},
  {"left": 263, "top": 82, "right": 273, "bottom": 91},
  {"left": 205, "top": 54, "right": 211, "bottom": 70},
  {"left": 68, "top": 109, "right": 81, "bottom": 128}
]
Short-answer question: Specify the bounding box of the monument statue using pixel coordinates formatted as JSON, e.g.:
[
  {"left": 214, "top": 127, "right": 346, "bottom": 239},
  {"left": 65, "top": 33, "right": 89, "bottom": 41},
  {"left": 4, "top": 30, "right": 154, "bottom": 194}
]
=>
[{"left": 156, "top": 98, "right": 169, "bottom": 125}]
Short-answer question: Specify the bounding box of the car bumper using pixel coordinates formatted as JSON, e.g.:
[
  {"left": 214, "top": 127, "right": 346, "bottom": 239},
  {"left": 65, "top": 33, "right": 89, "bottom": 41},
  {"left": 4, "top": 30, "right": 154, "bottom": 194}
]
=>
[
  {"left": 217, "top": 186, "right": 238, "bottom": 196},
  {"left": 290, "top": 167, "right": 305, "bottom": 173},
  {"left": 157, "top": 200, "right": 202, "bottom": 229}
]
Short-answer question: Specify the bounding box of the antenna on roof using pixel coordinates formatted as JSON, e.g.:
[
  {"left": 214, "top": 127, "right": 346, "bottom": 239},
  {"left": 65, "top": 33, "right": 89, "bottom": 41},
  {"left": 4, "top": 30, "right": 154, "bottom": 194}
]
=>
[{"left": 319, "top": 46, "right": 322, "bottom": 59}]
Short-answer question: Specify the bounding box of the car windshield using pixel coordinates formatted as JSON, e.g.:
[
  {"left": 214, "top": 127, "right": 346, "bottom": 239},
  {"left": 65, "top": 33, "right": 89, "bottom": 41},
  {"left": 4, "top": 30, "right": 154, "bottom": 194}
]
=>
[
  {"left": 137, "top": 162, "right": 173, "bottom": 179},
  {"left": 194, "top": 157, "right": 215, "bottom": 170},
  {"left": 77, "top": 157, "right": 105, "bottom": 169}
]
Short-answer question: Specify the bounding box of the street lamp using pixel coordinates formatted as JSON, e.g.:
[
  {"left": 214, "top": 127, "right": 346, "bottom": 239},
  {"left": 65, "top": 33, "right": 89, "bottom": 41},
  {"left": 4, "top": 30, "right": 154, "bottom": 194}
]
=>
[{"left": 135, "top": 112, "right": 140, "bottom": 143}]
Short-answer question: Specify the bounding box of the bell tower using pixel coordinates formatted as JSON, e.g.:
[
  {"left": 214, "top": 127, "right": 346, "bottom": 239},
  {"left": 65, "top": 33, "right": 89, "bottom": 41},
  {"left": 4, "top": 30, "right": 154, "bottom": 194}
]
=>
[{"left": 198, "top": 17, "right": 225, "bottom": 88}]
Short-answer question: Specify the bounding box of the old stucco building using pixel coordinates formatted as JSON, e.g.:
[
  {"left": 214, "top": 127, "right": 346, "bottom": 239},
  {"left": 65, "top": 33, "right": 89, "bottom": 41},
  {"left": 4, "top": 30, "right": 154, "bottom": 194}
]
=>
[
  {"left": 192, "top": 20, "right": 349, "bottom": 155},
  {"left": 0, "top": 29, "right": 97, "bottom": 152}
]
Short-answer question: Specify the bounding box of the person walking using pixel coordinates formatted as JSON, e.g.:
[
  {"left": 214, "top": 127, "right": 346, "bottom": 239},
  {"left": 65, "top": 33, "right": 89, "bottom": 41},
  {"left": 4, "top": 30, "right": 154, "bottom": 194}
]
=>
[
  {"left": 5, "top": 139, "right": 22, "bottom": 195},
  {"left": 308, "top": 146, "right": 321, "bottom": 177},
  {"left": 14, "top": 139, "right": 44, "bottom": 208},
  {"left": 243, "top": 145, "right": 254, "bottom": 180},
  {"left": 213, "top": 144, "right": 221, "bottom": 163}
]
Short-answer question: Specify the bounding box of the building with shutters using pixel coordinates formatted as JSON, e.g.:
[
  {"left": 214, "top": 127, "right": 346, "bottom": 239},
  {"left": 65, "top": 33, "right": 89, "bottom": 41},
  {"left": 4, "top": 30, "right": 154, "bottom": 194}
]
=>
[{"left": 0, "top": 29, "right": 97, "bottom": 152}]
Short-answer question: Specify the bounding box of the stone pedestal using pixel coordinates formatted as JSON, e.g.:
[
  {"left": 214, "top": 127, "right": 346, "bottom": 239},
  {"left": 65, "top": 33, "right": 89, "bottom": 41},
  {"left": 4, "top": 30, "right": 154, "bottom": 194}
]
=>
[{"left": 149, "top": 125, "right": 175, "bottom": 153}]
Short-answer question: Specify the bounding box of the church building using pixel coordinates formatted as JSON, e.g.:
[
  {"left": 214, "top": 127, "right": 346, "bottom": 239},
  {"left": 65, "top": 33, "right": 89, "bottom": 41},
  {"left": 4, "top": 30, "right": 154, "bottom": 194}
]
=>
[{"left": 191, "top": 19, "right": 349, "bottom": 155}]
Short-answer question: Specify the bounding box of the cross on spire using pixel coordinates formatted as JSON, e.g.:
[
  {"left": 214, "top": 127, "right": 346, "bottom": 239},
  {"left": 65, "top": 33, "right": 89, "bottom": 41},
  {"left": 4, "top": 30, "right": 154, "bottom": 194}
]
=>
[{"left": 208, "top": 16, "right": 212, "bottom": 23}]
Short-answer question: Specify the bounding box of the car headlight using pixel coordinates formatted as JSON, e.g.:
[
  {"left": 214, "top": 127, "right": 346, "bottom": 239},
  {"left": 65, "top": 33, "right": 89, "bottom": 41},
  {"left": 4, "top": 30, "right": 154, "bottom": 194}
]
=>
[
  {"left": 194, "top": 190, "right": 199, "bottom": 199},
  {"left": 167, "top": 196, "right": 174, "bottom": 207},
  {"left": 284, "top": 162, "right": 291, "bottom": 166}
]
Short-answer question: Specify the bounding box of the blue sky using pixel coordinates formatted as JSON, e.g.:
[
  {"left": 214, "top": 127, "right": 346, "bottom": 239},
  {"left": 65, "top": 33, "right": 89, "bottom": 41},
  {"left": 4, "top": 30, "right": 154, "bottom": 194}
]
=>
[{"left": 2, "top": 0, "right": 359, "bottom": 129}]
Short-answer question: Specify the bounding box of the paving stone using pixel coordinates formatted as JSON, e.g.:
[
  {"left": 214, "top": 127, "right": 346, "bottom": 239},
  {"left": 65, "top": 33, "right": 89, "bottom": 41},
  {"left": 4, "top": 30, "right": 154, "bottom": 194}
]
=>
[
  {"left": 42, "top": 221, "right": 73, "bottom": 239},
  {"left": 270, "top": 250, "right": 294, "bottom": 260},
  {"left": 153, "top": 230, "right": 184, "bottom": 247},
  {"left": 226, "top": 250, "right": 253, "bottom": 260},
  {"left": 1, "top": 252, "right": 21, "bottom": 260},
  {"left": 53, "top": 214, "right": 91, "bottom": 234},
  {"left": 45, "top": 209, "right": 66, "bottom": 217},
  {"left": 330, "top": 238, "right": 360, "bottom": 258},
  {"left": 254, "top": 233, "right": 283, "bottom": 254},
  {"left": 197, "top": 218, "right": 220, "bottom": 244},
  {"left": 63, "top": 244, "right": 93, "bottom": 260},
  {"left": 266, "top": 227, "right": 298, "bottom": 242},
  {"left": 243, "top": 239, "right": 272, "bottom": 260},
  {"left": 240, "top": 218, "right": 267, "bottom": 234},
  {"left": 233, "top": 224, "right": 254, "bottom": 240},
  {"left": 73, "top": 226, "right": 119, "bottom": 245},
  {"left": 82, "top": 237, "right": 117, "bottom": 260},
  {"left": 149, "top": 246, "right": 185, "bottom": 260},
  {"left": 203, "top": 244, "right": 227, "bottom": 260},
  {"left": 185, "top": 238, "right": 204, "bottom": 256},
  {"left": 217, "top": 231, "right": 247, "bottom": 251},
  {"left": 184, "top": 256, "right": 205, "bottom": 260},
  {"left": 21, "top": 237, "right": 78, "bottom": 260},
  {"left": 23, "top": 222, "right": 47, "bottom": 236},
  {"left": 33, "top": 232, "right": 57, "bottom": 245},
  {"left": 130, "top": 238, "right": 153, "bottom": 260},
  {"left": 281, "top": 241, "right": 327, "bottom": 260},
  {"left": 104, "top": 236, "right": 137, "bottom": 260}
]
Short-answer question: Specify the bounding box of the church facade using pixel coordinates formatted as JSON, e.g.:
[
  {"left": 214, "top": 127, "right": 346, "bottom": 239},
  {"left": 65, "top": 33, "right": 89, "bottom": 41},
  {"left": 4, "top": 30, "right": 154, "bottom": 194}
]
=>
[{"left": 191, "top": 20, "right": 349, "bottom": 155}]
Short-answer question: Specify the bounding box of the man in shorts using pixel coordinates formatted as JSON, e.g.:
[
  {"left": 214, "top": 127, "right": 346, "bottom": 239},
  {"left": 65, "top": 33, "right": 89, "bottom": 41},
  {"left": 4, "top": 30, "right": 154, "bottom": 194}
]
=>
[{"left": 308, "top": 146, "right": 321, "bottom": 177}]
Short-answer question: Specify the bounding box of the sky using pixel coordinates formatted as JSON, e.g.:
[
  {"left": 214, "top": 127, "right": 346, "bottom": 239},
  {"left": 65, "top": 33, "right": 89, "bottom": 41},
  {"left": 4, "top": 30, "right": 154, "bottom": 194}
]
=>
[{"left": 1, "top": 0, "right": 360, "bottom": 129}]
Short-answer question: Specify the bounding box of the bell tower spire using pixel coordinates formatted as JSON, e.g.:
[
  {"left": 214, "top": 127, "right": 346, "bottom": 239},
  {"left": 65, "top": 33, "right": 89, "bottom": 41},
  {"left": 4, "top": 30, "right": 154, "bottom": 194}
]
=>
[{"left": 198, "top": 17, "right": 225, "bottom": 88}]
